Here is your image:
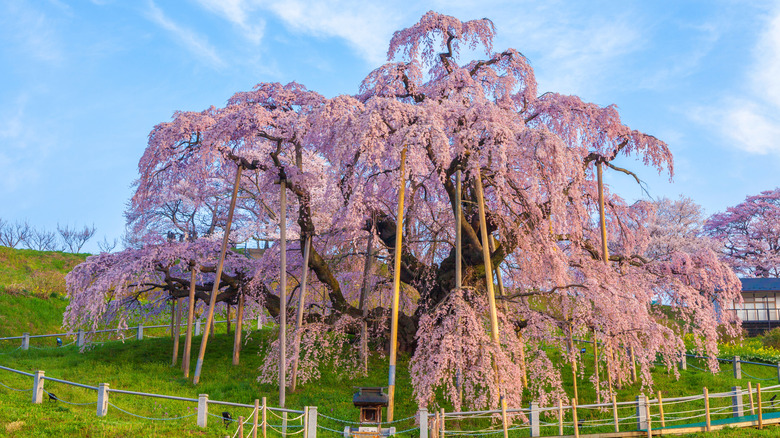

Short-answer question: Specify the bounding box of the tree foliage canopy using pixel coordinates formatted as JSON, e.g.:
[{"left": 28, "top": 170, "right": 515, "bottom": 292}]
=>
[{"left": 66, "top": 11, "right": 741, "bottom": 410}]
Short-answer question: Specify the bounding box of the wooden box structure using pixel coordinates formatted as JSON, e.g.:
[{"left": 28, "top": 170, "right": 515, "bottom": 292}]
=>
[{"left": 343, "top": 387, "right": 396, "bottom": 437}]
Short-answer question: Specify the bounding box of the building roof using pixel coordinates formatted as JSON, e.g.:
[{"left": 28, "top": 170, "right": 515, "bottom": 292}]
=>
[{"left": 740, "top": 278, "right": 780, "bottom": 292}]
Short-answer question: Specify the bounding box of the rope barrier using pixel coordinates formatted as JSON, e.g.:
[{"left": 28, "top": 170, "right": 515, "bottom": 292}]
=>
[
  {"left": 317, "top": 424, "right": 344, "bottom": 434},
  {"left": 108, "top": 402, "right": 197, "bottom": 421},
  {"left": 267, "top": 423, "right": 306, "bottom": 435},
  {"left": 741, "top": 369, "right": 776, "bottom": 381},
  {"left": 0, "top": 379, "right": 32, "bottom": 392},
  {"left": 43, "top": 389, "right": 96, "bottom": 406},
  {"left": 317, "top": 412, "right": 416, "bottom": 425}
]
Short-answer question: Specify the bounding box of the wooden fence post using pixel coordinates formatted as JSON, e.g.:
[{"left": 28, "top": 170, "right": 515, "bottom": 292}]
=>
[
  {"left": 572, "top": 398, "right": 579, "bottom": 438},
  {"left": 732, "top": 386, "right": 744, "bottom": 417},
  {"left": 733, "top": 356, "right": 742, "bottom": 379},
  {"left": 558, "top": 398, "right": 564, "bottom": 436},
  {"left": 253, "top": 398, "right": 259, "bottom": 438},
  {"left": 645, "top": 398, "right": 652, "bottom": 438},
  {"left": 441, "top": 408, "right": 446, "bottom": 437},
  {"left": 680, "top": 355, "right": 687, "bottom": 371},
  {"left": 612, "top": 394, "right": 619, "bottom": 432},
  {"left": 97, "top": 383, "right": 109, "bottom": 417},
  {"left": 238, "top": 416, "right": 244, "bottom": 437},
  {"left": 704, "top": 387, "right": 711, "bottom": 432},
  {"left": 419, "top": 408, "right": 428, "bottom": 438},
  {"left": 21, "top": 333, "right": 29, "bottom": 350},
  {"left": 657, "top": 390, "right": 665, "bottom": 428},
  {"left": 136, "top": 323, "right": 143, "bottom": 341},
  {"left": 757, "top": 383, "right": 763, "bottom": 429},
  {"left": 32, "top": 370, "right": 44, "bottom": 404},
  {"left": 197, "top": 394, "right": 208, "bottom": 428},
  {"left": 748, "top": 382, "right": 756, "bottom": 415},
  {"left": 530, "top": 401, "right": 540, "bottom": 437},
  {"left": 262, "top": 396, "right": 267, "bottom": 438},
  {"left": 307, "top": 406, "right": 317, "bottom": 438}
]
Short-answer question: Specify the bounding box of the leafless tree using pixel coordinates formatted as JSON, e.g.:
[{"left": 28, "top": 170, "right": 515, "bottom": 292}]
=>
[
  {"left": 24, "top": 228, "right": 59, "bottom": 251},
  {"left": 0, "top": 219, "right": 31, "bottom": 248},
  {"left": 97, "top": 235, "right": 118, "bottom": 253},
  {"left": 57, "top": 223, "right": 97, "bottom": 253}
]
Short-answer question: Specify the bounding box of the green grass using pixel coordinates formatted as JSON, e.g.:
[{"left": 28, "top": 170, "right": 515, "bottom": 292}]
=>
[
  {"left": 0, "top": 328, "right": 419, "bottom": 437},
  {"left": 1, "top": 246, "right": 778, "bottom": 437}
]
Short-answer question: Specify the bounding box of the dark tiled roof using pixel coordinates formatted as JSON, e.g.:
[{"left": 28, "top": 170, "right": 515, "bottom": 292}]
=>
[{"left": 740, "top": 278, "right": 780, "bottom": 292}]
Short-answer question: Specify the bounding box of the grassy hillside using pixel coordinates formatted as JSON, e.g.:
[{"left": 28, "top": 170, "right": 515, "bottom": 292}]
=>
[
  {"left": 1, "top": 247, "right": 779, "bottom": 437},
  {"left": 0, "top": 247, "right": 86, "bottom": 337}
]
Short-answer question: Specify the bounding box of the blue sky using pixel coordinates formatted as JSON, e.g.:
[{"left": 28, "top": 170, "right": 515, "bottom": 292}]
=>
[{"left": 1, "top": 0, "right": 779, "bottom": 253}]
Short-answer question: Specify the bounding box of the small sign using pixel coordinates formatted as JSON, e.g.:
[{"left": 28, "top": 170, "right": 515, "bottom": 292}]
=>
[{"left": 358, "top": 427, "right": 378, "bottom": 432}]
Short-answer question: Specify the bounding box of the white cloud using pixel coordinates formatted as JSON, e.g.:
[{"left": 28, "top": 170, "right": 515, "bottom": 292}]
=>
[
  {"left": 703, "top": 7, "right": 780, "bottom": 155},
  {"left": 0, "top": 2, "right": 63, "bottom": 64},
  {"left": 145, "top": 1, "right": 225, "bottom": 69},
  {"left": 193, "top": 0, "right": 266, "bottom": 44},
  {"left": 262, "top": 0, "right": 400, "bottom": 65}
]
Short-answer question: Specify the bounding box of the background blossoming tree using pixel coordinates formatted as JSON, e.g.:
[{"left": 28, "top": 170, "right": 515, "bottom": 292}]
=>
[
  {"left": 705, "top": 188, "right": 780, "bottom": 278},
  {"left": 65, "top": 11, "right": 741, "bottom": 411}
]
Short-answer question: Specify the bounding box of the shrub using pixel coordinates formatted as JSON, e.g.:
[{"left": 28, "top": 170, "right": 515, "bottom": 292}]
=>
[{"left": 761, "top": 327, "right": 780, "bottom": 350}]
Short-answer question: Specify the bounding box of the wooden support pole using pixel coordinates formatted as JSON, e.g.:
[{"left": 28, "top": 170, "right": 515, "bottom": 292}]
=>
[
  {"left": 292, "top": 235, "right": 312, "bottom": 390},
  {"left": 358, "top": 229, "right": 374, "bottom": 376},
  {"left": 567, "top": 328, "right": 579, "bottom": 404},
  {"left": 227, "top": 304, "right": 232, "bottom": 335},
  {"left": 193, "top": 164, "right": 243, "bottom": 385},
  {"left": 279, "top": 178, "right": 288, "bottom": 407},
  {"left": 474, "top": 166, "right": 509, "bottom": 438},
  {"left": 172, "top": 297, "right": 182, "bottom": 366},
  {"left": 748, "top": 381, "right": 756, "bottom": 415},
  {"left": 455, "top": 168, "right": 464, "bottom": 405},
  {"left": 239, "top": 416, "right": 244, "bottom": 437},
  {"left": 253, "top": 398, "right": 259, "bottom": 438},
  {"left": 594, "top": 334, "right": 600, "bottom": 404},
  {"left": 232, "top": 293, "right": 244, "bottom": 365},
  {"left": 572, "top": 398, "right": 580, "bottom": 438},
  {"left": 630, "top": 346, "right": 637, "bottom": 383},
  {"left": 758, "top": 383, "right": 764, "bottom": 429},
  {"left": 704, "top": 387, "right": 711, "bottom": 432},
  {"left": 612, "top": 394, "right": 619, "bottom": 432},
  {"left": 657, "top": 390, "right": 665, "bottom": 428},
  {"left": 387, "top": 146, "right": 407, "bottom": 422},
  {"left": 597, "top": 161, "right": 609, "bottom": 263}
]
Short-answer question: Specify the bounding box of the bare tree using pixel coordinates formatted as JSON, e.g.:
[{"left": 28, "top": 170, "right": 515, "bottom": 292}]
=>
[
  {"left": 97, "top": 235, "right": 118, "bottom": 253},
  {"left": 0, "top": 219, "right": 31, "bottom": 248},
  {"left": 24, "top": 227, "right": 59, "bottom": 251},
  {"left": 57, "top": 223, "right": 97, "bottom": 253}
]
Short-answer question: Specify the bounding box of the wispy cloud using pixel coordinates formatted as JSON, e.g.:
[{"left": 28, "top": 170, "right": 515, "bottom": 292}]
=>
[
  {"left": 262, "top": 0, "right": 400, "bottom": 65},
  {"left": 0, "top": 2, "right": 63, "bottom": 64},
  {"left": 0, "top": 94, "right": 46, "bottom": 192},
  {"left": 702, "top": 7, "right": 780, "bottom": 155},
  {"left": 145, "top": 1, "right": 225, "bottom": 69},
  {"left": 193, "top": 0, "right": 266, "bottom": 44}
]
